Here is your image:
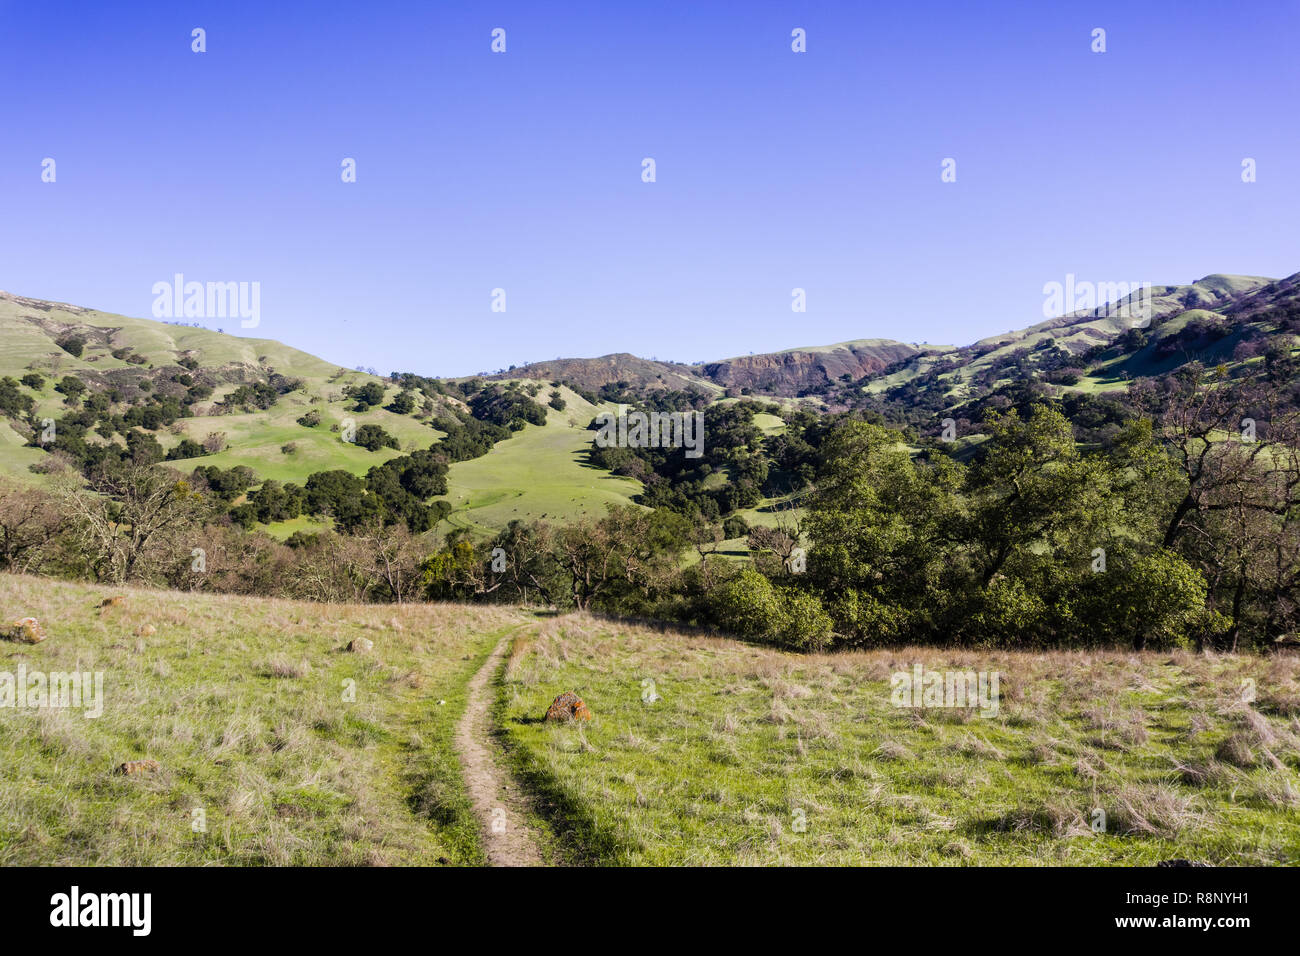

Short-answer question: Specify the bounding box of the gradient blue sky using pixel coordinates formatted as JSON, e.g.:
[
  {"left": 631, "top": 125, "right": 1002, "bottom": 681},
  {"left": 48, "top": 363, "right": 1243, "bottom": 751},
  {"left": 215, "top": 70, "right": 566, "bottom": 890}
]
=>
[{"left": 2, "top": 0, "right": 1297, "bottom": 376}]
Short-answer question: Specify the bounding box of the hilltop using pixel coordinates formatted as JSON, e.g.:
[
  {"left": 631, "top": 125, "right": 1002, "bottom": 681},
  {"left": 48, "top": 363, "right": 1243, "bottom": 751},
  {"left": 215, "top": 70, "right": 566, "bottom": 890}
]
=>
[{"left": 487, "top": 338, "right": 922, "bottom": 396}]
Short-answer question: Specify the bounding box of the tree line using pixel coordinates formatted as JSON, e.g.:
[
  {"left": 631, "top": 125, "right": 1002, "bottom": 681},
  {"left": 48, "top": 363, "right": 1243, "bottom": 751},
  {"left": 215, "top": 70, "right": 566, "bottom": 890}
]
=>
[{"left": 2, "top": 362, "right": 1298, "bottom": 654}]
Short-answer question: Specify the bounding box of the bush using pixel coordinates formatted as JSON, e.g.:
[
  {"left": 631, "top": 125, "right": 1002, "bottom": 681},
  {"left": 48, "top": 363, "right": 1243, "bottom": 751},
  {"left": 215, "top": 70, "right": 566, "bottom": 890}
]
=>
[
  {"left": 165, "top": 439, "right": 207, "bottom": 461},
  {"left": 710, "top": 569, "right": 783, "bottom": 637},
  {"left": 963, "top": 577, "right": 1050, "bottom": 648},
  {"left": 826, "top": 588, "right": 911, "bottom": 647},
  {"left": 721, "top": 514, "right": 750, "bottom": 539},
  {"left": 709, "top": 569, "right": 833, "bottom": 651},
  {"left": 386, "top": 391, "right": 416, "bottom": 415},
  {"left": 56, "top": 335, "right": 85, "bottom": 358},
  {"left": 776, "top": 587, "right": 834, "bottom": 650},
  {"left": 354, "top": 424, "right": 400, "bottom": 452},
  {"left": 1081, "top": 548, "right": 1218, "bottom": 651},
  {"left": 296, "top": 410, "right": 321, "bottom": 427}
]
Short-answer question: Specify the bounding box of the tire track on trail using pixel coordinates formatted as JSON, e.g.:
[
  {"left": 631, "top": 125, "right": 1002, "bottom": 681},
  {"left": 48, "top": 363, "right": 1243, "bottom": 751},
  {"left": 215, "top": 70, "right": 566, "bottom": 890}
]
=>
[{"left": 453, "top": 626, "right": 545, "bottom": 866}]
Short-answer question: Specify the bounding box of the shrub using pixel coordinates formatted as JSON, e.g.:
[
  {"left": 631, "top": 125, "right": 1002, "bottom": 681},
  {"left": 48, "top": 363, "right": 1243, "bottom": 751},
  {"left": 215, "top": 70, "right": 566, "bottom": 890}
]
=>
[
  {"left": 776, "top": 587, "right": 834, "bottom": 650},
  {"left": 826, "top": 588, "right": 911, "bottom": 647},
  {"left": 354, "top": 424, "right": 400, "bottom": 452},
  {"left": 709, "top": 568, "right": 833, "bottom": 651},
  {"left": 56, "top": 335, "right": 85, "bottom": 358},
  {"left": 385, "top": 391, "right": 416, "bottom": 415},
  {"left": 711, "top": 569, "right": 783, "bottom": 638},
  {"left": 165, "top": 439, "right": 207, "bottom": 461},
  {"left": 721, "top": 514, "right": 750, "bottom": 539}
]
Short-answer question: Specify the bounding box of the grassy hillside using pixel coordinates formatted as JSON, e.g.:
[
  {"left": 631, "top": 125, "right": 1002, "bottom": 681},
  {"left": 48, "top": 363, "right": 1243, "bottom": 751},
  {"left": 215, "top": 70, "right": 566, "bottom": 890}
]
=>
[
  {"left": 856, "top": 274, "right": 1296, "bottom": 412},
  {"left": 0, "top": 291, "right": 395, "bottom": 485},
  {"left": 0, "top": 291, "right": 346, "bottom": 385},
  {"left": 0, "top": 573, "right": 527, "bottom": 865},
  {"left": 0, "top": 293, "right": 647, "bottom": 534},
  {"left": 6, "top": 274, "right": 1296, "bottom": 542},
  {"left": 437, "top": 385, "right": 642, "bottom": 536},
  {"left": 500, "top": 617, "right": 1300, "bottom": 865}
]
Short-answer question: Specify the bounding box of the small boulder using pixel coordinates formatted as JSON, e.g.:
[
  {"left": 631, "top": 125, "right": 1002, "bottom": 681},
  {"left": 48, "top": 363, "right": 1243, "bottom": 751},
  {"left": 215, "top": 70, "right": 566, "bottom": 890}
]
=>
[
  {"left": 134, "top": 624, "right": 157, "bottom": 637},
  {"left": 348, "top": 637, "right": 374, "bottom": 653},
  {"left": 545, "top": 691, "right": 592, "bottom": 723},
  {"left": 6, "top": 618, "right": 46, "bottom": 644},
  {"left": 115, "top": 759, "right": 160, "bottom": 776},
  {"left": 100, "top": 596, "right": 126, "bottom": 610}
]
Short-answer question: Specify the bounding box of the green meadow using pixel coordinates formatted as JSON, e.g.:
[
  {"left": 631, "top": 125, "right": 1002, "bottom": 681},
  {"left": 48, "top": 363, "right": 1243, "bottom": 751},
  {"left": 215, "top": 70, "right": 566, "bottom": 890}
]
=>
[
  {"left": 499, "top": 617, "right": 1300, "bottom": 866},
  {"left": 0, "top": 573, "right": 526, "bottom": 865}
]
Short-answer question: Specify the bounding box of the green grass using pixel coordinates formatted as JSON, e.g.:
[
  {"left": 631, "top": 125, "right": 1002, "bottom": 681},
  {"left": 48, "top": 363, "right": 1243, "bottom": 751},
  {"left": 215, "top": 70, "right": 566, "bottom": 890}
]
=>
[
  {"left": 0, "top": 573, "right": 527, "bottom": 865},
  {"left": 499, "top": 616, "right": 1300, "bottom": 865},
  {"left": 0, "top": 291, "right": 646, "bottom": 533},
  {"left": 436, "top": 388, "right": 643, "bottom": 536},
  {"left": 7, "top": 573, "right": 1300, "bottom": 867},
  {"left": 167, "top": 397, "right": 443, "bottom": 486},
  {"left": 0, "top": 290, "right": 426, "bottom": 484}
]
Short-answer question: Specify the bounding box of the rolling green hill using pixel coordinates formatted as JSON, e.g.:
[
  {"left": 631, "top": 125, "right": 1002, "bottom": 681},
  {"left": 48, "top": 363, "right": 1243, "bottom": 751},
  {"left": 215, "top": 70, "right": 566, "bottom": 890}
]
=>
[
  {"left": 3, "top": 271, "right": 1297, "bottom": 536},
  {"left": 0, "top": 292, "right": 648, "bottom": 535}
]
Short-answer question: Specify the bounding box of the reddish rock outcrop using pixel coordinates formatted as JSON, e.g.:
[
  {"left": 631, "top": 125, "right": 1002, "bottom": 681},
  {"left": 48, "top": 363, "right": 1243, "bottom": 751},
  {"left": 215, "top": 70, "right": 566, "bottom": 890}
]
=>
[
  {"left": 545, "top": 691, "right": 592, "bottom": 722},
  {"left": 6, "top": 618, "right": 46, "bottom": 644}
]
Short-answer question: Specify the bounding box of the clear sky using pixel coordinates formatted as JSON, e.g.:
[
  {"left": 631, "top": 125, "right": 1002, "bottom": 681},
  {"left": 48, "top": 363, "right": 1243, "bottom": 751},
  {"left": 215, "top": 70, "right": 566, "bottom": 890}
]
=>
[{"left": 2, "top": 0, "right": 1297, "bottom": 376}]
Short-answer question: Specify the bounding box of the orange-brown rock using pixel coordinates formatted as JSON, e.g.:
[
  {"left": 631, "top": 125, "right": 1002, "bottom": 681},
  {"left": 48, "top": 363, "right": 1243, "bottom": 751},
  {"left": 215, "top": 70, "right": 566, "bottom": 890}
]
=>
[
  {"left": 115, "top": 759, "right": 160, "bottom": 776},
  {"left": 545, "top": 691, "right": 592, "bottom": 722},
  {"left": 6, "top": 618, "right": 46, "bottom": 644}
]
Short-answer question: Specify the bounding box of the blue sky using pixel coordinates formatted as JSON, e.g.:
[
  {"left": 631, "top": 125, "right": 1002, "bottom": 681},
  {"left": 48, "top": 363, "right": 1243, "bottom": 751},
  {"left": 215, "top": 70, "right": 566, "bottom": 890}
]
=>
[{"left": 2, "top": 0, "right": 1297, "bottom": 376}]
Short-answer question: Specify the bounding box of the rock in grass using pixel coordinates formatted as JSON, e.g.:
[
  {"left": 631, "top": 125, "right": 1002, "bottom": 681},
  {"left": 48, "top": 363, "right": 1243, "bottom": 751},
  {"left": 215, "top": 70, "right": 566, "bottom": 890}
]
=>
[
  {"left": 545, "top": 691, "right": 592, "bottom": 723},
  {"left": 99, "top": 596, "right": 126, "bottom": 610},
  {"left": 348, "top": 637, "right": 374, "bottom": 653},
  {"left": 6, "top": 617, "right": 46, "bottom": 644},
  {"left": 115, "top": 759, "right": 160, "bottom": 776},
  {"left": 134, "top": 624, "right": 157, "bottom": 637}
]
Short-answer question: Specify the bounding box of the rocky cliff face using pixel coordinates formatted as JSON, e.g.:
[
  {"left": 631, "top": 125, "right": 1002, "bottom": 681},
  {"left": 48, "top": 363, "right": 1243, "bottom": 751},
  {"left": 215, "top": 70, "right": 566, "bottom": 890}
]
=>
[
  {"left": 702, "top": 340, "right": 920, "bottom": 394},
  {"left": 487, "top": 339, "right": 921, "bottom": 396}
]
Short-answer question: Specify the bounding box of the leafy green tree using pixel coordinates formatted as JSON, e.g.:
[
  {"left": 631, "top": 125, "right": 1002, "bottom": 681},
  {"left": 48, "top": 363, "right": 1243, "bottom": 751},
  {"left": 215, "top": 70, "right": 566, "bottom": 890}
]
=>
[
  {"left": 964, "top": 406, "right": 1103, "bottom": 587},
  {"left": 1080, "top": 548, "right": 1220, "bottom": 651},
  {"left": 56, "top": 335, "right": 85, "bottom": 358},
  {"left": 805, "top": 419, "right": 964, "bottom": 640},
  {"left": 354, "top": 423, "right": 400, "bottom": 452},
  {"left": 386, "top": 390, "right": 416, "bottom": 415}
]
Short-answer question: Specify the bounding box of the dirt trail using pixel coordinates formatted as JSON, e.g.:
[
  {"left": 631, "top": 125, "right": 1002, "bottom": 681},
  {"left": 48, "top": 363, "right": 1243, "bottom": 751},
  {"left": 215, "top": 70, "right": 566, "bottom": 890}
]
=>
[{"left": 453, "top": 629, "right": 544, "bottom": 866}]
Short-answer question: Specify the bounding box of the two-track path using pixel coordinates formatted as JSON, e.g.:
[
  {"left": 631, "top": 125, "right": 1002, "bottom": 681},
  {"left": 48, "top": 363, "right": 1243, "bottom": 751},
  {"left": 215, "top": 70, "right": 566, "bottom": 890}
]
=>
[{"left": 453, "top": 628, "right": 545, "bottom": 866}]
